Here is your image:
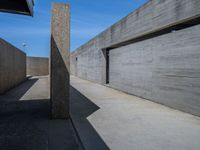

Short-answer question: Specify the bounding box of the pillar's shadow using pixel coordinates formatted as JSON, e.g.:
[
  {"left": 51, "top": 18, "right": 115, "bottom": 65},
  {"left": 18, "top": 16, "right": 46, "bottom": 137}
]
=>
[
  {"left": 0, "top": 78, "right": 80, "bottom": 150},
  {"left": 70, "top": 86, "right": 110, "bottom": 150}
]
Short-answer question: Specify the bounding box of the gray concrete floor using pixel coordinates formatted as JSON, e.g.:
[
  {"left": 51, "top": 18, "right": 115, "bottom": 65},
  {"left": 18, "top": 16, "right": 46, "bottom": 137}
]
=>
[
  {"left": 70, "top": 76, "right": 200, "bottom": 150},
  {"left": 0, "top": 76, "right": 81, "bottom": 150}
]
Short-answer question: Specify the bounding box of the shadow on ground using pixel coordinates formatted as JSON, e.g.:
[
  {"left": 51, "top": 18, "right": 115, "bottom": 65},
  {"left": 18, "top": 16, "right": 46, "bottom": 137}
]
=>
[
  {"left": 70, "top": 86, "right": 110, "bottom": 150},
  {"left": 0, "top": 78, "right": 81, "bottom": 150}
]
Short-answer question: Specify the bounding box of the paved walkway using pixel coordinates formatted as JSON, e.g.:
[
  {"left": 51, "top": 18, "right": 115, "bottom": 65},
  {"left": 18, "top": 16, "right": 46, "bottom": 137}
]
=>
[
  {"left": 70, "top": 76, "right": 200, "bottom": 150},
  {"left": 0, "top": 76, "right": 81, "bottom": 150}
]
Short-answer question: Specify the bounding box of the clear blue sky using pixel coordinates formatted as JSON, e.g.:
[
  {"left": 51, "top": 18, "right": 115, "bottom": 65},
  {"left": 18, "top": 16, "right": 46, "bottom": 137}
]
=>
[{"left": 0, "top": 0, "right": 148, "bottom": 57}]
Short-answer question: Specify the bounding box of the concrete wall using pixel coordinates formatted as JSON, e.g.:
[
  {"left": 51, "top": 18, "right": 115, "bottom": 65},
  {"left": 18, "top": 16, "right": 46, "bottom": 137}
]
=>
[
  {"left": 27, "top": 56, "right": 49, "bottom": 76},
  {"left": 71, "top": 0, "right": 200, "bottom": 84},
  {"left": 71, "top": 0, "right": 200, "bottom": 116},
  {"left": 0, "top": 38, "right": 26, "bottom": 94},
  {"left": 109, "top": 24, "right": 200, "bottom": 116}
]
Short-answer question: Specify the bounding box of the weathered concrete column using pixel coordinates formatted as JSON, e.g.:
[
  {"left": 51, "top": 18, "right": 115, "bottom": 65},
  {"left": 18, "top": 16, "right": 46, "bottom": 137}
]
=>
[{"left": 50, "top": 3, "right": 70, "bottom": 119}]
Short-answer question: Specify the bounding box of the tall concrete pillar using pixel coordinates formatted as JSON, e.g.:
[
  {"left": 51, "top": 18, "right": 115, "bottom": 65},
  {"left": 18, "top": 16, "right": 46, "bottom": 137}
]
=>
[{"left": 50, "top": 3, "right": 70, "bottom": 119}]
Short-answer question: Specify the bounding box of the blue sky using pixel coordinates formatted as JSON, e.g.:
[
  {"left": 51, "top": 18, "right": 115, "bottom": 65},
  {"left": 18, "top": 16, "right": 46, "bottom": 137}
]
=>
[{"left": 0, "top": 0, "right": 148, "bottom": 57}]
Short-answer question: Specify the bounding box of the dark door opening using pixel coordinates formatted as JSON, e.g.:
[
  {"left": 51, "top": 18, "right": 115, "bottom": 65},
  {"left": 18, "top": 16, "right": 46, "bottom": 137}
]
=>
[{"left": 106, "top": 50, "right": 109, "bottom": 84}]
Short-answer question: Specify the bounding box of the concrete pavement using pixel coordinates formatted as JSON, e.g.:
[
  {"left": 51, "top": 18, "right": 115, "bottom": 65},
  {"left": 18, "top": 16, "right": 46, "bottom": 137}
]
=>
[
  {"left": 70, "top": 75, "right": 200, "bottom": 150},
  {"left": 0, "top": 76, "right": 82, "bottom": 150}
]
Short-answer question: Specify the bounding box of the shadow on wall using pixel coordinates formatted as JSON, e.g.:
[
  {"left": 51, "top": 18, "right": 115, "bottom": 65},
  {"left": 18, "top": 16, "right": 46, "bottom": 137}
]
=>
[
  {"left": 50, "top": 36, "right": 70, "bottom": 119},
  {"left": 0, "top": 78, "right": 80, "bottom": 150},
  {"left": 70, "top": 86, "right": 110, "bottom": 150}
]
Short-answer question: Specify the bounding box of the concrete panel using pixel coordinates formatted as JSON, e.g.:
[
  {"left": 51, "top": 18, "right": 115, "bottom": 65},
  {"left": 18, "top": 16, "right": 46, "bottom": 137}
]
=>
[
  {"left": 109, "top": 25, "right": 200, "bottom": 116},
  {"left": 0, "top": 38, "right": 26, "bottom": 94},
  {"left": 71, "top": 0, "right": 200, "bottom": 84},
  {"left": 71, "top": 44, "right": 104, "bottom": 84},
  {"left": 27, "top": 56, "right": 49, "bottom": 76},
  {"left": 50, "top": 3, "right": 70, "bottom": 119}
]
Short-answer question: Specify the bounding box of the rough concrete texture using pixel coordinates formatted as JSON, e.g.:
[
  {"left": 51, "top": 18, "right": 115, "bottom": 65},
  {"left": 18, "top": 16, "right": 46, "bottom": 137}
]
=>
[
  {"left": 0, "top": 76, "right": 82, "bottom": 150},
  {"left": 109, "top": 24, "right": 200, "bottom": 117},
  {"left": 50, "top": 3, "right": 70, "bottom": 119},
  {"left": 0, "top": 38, "right": 26, "bottom": 94},
  {"left": 27, "top": 56, "right": 49, "bottom": 76},
  {"left": 71, "top": 0, "right": 200, "bottom": 116},
  {"left": 71, "top": 0, "right": 200, "bottom": 84},
  {"left": 70, "top": 76, "right": 200, "bottom": 150}
]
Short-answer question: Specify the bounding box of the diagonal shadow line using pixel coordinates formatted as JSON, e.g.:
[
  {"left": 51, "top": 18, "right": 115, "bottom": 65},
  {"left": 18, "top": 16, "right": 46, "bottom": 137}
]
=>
[
  {"left": 0, "top": 77, "right": 39, "bottom": 116},
  {"left": 70, "top": 86, "right": 110, "bottom": 150},
  {"left": 0, "top": 78, "right": 38, "bottom": 101},
  {"left": 50, "top": 36, "right": 70, "bottom": 118},
  {"left": 0, "top": 78, "right": 81, "bottom": 150}
]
